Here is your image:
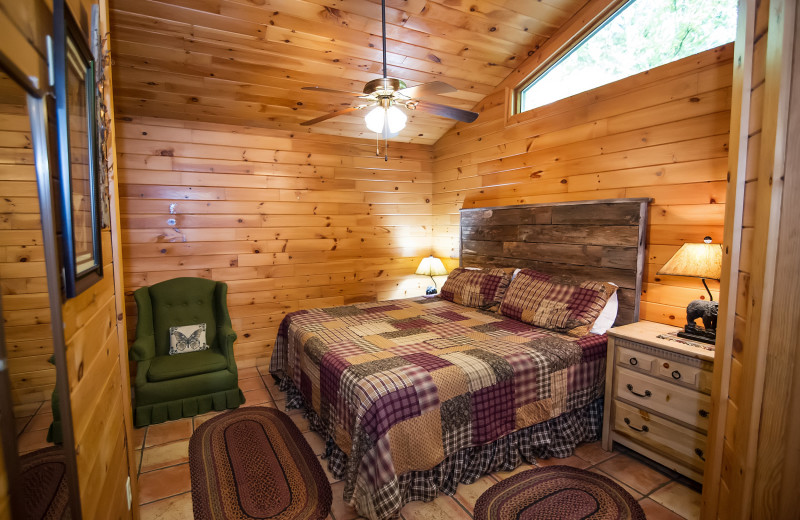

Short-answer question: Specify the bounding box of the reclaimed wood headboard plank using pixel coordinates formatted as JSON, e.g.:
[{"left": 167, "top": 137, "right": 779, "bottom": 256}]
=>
[{"left": 459, "top": 198, "right": 651, "bottom": 326}]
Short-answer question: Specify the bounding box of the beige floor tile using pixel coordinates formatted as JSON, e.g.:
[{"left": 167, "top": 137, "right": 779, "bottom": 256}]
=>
[
  {"left": 535, "top": 454, "right": 591, "bottom": 470},
  {"left": 329, "top": 481, "right": 362, "bottom": 520},
  {"left": 596, "top": 453, "right": 670, "bottom": 495},
  {"left": 588, "top": 468, "right": 643, "bottom": 500},
  {"left": 573, "top": 441, "right": 616, "bottom": 465},
  {"left": 650, "top": 481, "right": 701, "bottom": 520},
  {"left": 400, "top": 494, "right": 470, "bottom": 520},
  {"left": 146, "top": 418, "right": 193, "bottom": 447},
  {"left": 272, "top": 398, "right": 303, "bottom": 416},
  {"left": 493, "top": 461, "right": 536, "bottom": 480},
  {"left": 138, "top": 491, "right": 193, "bottom": 520},
  {"left": 238, "top": 366, "right": 260, "bottom": 380},
  {"left": 17, "top": 429, "right": 50, "bottom": 455},
  {"left": 243, "top": 387, "right": 271, "bottom": 405},
  {"left": 26, "top": 412, "right": 53, "bottom": 432},
  {"left": 15, "top": 417, "right": 29, "bottom": 435},
  {"left": 132, "top": 426, "right": 147, "bottom": 451},
  {"left": 638, "top": 498, "right": 685, "bottom": 519},
  {"left": 453, "top": 474, "right": 498, "bottom": 513},
  {"left": 290, "top": 413, "right": 311, "bottom": 433},
  {"left": 303, "top": 431, "right": 326, "bottom": 456},
  {"left": 141, "top": 440, "right": 190, "bottom": 472},
  {"left": 193, "top": 411, "right": 223, "bottom": 430},
  {"left": 239, "top": 377, "right": 265, "bottom": 392},
  {"left": 138, "top": 463, "right": 191, "bottom": 505}
]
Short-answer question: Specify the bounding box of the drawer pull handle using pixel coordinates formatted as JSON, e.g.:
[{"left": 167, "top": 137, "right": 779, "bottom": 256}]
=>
[
  {"left": 624, "top": 417, "right": 649, "bottom": 433},
  {"left": 699, "top": 409, "right": 709, "bottom": 418},
  {"left": 629, "top": 357, "right": 638, "bottom": 366},
  {"left": 626, "top": 383, "right": 652, "bottom": 398},
  {"left": 672, "top": 370, "right": 682, "bottom": 380},
  {"left": 695, "top": 448, "right": 706, "bottom": 461}
]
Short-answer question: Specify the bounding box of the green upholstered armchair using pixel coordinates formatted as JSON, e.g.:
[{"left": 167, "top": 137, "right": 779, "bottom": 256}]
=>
[{"left": 130, "top": 277, "right": 245, "bottom": 427}]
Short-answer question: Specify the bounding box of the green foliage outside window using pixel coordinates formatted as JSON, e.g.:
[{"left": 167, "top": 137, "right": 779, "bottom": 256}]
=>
[{"left": 519, "top": 0, "right": 738, "bottom": 112}]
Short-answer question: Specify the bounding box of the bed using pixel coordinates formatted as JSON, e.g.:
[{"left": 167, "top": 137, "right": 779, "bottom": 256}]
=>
[{"left": 269, "top": 198, "right": 650, "bottom": 520}]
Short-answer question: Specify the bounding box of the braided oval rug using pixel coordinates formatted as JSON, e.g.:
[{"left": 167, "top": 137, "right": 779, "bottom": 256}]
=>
[
  {"left": 474, "top": 465, "right": 646, "bottom": 520},
  {"left": 189, "top": 406, "right": 332, "bottom": 520}
]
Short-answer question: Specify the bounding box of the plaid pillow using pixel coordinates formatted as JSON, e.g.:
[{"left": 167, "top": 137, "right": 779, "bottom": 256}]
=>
[
  {"left": 439, "top": 268, "right": 511, "bottom": 311},
  {"left": 499, "top": 268, "right": 617, "bottom": 337}
]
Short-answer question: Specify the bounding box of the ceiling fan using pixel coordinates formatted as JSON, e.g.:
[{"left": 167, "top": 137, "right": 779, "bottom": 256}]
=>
[{"left": 299, "top": 0, "right": 479, "bottom": 158}]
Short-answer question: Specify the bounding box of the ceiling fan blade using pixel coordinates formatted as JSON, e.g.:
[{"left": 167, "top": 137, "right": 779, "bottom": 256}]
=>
[
  {"left": 396, "top": 81, "right": 457, "bottom": 99},
  {"left": 300, "top": 106, "right": 364, "bottom": 126},
  {"left": 302, "top": 86, "right": 366, "bottom": 97},
  {"left": 412, "top": 101, "right": 479, "bottom": 123}
]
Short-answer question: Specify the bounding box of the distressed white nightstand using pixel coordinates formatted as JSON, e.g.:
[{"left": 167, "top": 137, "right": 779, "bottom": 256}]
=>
[{"left": 601, "top": 320, "right": 714, "bottom": 483}]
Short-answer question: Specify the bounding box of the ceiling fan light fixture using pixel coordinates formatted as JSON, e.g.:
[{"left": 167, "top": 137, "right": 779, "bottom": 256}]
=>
[{"left": 365, "top": 105, "right": 407, "bottom": 134}]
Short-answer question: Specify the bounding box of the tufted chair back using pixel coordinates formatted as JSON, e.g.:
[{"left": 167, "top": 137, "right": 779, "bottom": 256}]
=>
[{"left": 144, "top": 277, "right": 223, "bottom": 357}]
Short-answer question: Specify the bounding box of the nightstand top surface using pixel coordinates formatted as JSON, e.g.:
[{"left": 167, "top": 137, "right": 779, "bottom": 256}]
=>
[{"left": 607, "top": 321, "right": 715, "bottom": 362}]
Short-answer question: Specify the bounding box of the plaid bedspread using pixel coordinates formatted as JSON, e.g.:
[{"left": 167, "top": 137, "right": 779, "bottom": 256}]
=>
[{"left": 269, "top": 297, "right": 606, "bottom": 519}]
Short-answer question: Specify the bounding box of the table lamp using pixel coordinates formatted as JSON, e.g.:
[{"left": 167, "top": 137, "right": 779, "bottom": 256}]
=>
[
  {"left": 416, "top": 255, "right": 448, "bottom": 295},
  {"left": 656, "top": 236, "right": 723, "bottom": 345}
]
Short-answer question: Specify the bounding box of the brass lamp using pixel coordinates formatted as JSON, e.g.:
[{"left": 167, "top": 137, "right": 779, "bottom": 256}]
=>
[
  {"left": 657, "top": 236, "right": 723, "bottom": 345},
  {"left": 416, "top": 255, "right": 448, "bottom": 295}
]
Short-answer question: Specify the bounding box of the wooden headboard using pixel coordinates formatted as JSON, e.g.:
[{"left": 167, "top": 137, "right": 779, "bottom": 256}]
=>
[{"left": 460, "top": 198, "right": 651, "bottom": 326}]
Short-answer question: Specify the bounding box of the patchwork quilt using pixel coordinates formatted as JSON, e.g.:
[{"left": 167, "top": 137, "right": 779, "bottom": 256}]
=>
[{"left": 269, "top": 296, "right": 607, "bottom": 519}]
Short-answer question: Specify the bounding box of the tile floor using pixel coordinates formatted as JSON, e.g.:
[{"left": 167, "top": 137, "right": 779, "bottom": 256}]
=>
[
  {"left": 14, "top": 399, "right": 53, "bottom": 455},
  {"left": 136, "top": 365, "right": 702, "bottom": 520}
]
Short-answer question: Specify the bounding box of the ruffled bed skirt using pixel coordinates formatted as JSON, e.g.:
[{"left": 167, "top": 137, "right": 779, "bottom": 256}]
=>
[{"left": 278, "top": 376, "right": 604, "bottom": 520}]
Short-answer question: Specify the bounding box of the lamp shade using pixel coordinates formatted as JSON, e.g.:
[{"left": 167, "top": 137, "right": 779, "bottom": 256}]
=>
[
  {"left": 657, "top": 238, "right": 722, "bottom": 280},
  {"left": 415, "top": 256, "right": 448, "bottom": 277}
]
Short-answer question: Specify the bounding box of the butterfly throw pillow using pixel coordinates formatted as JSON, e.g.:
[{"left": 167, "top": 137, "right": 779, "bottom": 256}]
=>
[{"left": 169, "top": 323, "right": 209, "bottom": 355}]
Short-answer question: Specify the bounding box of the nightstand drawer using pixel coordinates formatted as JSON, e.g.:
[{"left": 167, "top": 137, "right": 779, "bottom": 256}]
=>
[
  {"left": 617, "top": 346, "right": 657, "bottom": 373},
  {"left": 615, "top": 367, "right": 711, "bottom": 431},
  {"left": 654, "top": 356, "right": 713, "bottom": 394},
  {"left": 613, "top": 400, "right": 707, "bottom": 473}
]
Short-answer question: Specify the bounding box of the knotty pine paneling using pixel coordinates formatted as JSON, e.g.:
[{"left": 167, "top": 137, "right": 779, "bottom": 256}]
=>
[
  {"left": 107, "top": 0, "right": 589, "bottom": 143},
  {"left": 0, "top": 101, "right": 55, "bottom": 418},
  {"left": 116, "top": 116, "right": 436, "bottom": 367},
  {"left": 432, "top": 44, "right": 734, "bottom": 327}
]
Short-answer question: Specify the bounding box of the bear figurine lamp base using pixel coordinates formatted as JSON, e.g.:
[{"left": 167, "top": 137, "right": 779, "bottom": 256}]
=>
[{"left": 657, "top": 237, "right": 723, "bottom": 346}]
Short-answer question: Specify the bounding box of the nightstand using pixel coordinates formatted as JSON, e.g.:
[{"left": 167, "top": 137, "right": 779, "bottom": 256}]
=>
[{"left": 601, "top": 321, "right": 714, "bottom": 483}]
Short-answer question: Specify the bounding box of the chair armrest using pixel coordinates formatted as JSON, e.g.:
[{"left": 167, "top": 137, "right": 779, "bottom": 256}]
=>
[
  {"left": 130, "top": 334, "right": 155, "bottom": 362},
  {"left": 217, "top": 325, "right": 238, "bottom": 372},
  {"left": 134, "top": 359, "right": 151, "bottom": 389}
]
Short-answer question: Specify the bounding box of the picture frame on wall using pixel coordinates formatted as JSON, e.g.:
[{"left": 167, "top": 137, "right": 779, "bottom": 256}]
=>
[{"left": 53, "top": 1, "right": 103, "bottom": 298}]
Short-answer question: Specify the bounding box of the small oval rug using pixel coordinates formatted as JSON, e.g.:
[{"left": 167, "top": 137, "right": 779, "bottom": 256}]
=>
[
  {"left": 474, "top": 465, "right": 646, "bottom": 520},
  {"left": 189, "top": 406, "right": 332, "bottom": 520}
]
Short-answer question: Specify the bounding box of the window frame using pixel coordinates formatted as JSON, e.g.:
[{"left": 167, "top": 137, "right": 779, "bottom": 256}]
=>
[{"left": 511, "top": 0, "right": 735, "bottom": 116}]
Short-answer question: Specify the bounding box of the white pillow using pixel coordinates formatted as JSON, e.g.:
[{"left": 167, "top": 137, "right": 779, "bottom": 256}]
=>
[
  {"left": 169, "top": 323, "right": 209, "bottom": 355},
  {"left": 590, "top": 290, "right": 618, "bottom": 334},
  {"left": 512, "top": 268, "right": 522, "bottom": 280}
]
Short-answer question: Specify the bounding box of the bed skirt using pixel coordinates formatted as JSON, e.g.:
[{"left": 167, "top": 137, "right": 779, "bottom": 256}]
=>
[{"left": 278, "top": 376, "right": 604, "bottom": 520}]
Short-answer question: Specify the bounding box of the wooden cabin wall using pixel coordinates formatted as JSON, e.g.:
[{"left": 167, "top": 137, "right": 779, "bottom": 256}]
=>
[
  {"left": 431, "top": 43, "right": 734, "bottom": 326},
  {"left": 61, "top": 1, "right": 138, "bottom": 516},
  {"left": 0, "top": 97, "right": 54, "bottom": 422},
  {"left": 0, "top": 0, "right": 138, "bottom": 517},
  {"left": 115, "top": 117, "right": 435, "bottom": 368},
  {"left": 704, "top": 0, "right": 800, "bottom": 518}
]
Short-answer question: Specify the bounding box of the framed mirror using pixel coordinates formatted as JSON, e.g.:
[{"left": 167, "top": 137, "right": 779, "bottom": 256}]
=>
[
  {"left": 53, "top": 6, "right": 102, "bottom": 298},
  {"left": 0, "top": 1, "right": 82, "bottom": 516}
]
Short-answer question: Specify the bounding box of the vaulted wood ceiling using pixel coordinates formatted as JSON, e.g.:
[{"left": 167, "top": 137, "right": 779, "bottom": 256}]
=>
[{"left": 108, "top": 0, "right": 587, "bottom": 144}]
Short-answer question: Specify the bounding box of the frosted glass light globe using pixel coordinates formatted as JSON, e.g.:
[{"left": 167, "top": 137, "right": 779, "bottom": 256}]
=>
[
  {"left": 364, "top": 105, "right": 407, "bottom": 134},
  {"left": 385, "top": 105, "right": 407, "bottom": 133}
]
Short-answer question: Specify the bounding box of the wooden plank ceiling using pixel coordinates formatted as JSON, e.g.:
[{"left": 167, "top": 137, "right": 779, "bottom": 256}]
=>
[{"left": 108, "top": 0, "right": 587, "bottom": 144}]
